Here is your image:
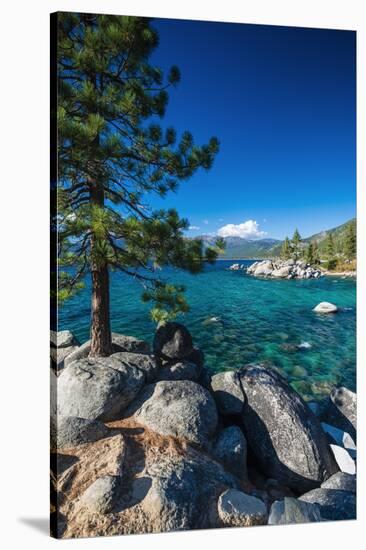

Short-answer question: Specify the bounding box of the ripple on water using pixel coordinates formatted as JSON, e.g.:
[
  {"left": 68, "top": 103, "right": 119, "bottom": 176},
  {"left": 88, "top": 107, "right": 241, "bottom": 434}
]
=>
[{"left": 58, "top": 261, "right": 356, "bottom": 401}]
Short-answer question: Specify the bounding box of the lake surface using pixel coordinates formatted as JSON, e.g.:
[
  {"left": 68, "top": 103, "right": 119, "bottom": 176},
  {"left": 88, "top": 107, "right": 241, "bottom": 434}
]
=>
[{"left": 59, "top": 260, "right": 356, "bottom": 401}]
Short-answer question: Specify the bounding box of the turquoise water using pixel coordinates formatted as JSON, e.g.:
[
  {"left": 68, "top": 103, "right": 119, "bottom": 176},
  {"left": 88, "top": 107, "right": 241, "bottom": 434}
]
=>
[{"left": 59, "top": 260, "right": 356, "bottom": 401}]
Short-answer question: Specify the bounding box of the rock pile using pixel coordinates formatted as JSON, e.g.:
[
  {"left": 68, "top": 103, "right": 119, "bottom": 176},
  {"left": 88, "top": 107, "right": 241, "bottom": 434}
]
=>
[
  {"left": 51, "top": 324, "right": 357, "bottom": 538},
  {"left": 245, "top": 259, "right": 323, "bottom": 279}
]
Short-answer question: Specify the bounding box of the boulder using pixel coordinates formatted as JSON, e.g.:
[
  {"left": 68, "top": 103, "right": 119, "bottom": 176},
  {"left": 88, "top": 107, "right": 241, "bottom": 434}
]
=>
[
  {"left": 111, "top": 333, "right": 151, "bottom": 354},
  {"left": 64, "top": 333, "right": 150, "bottom": 367},
  {"left": 210, "top": 371, "right": 245, "bottom": 416},
  {"left": 313, "top": 302, "right": 338, "bottom": 313},
  {"left": 111, "top": 352, "right": 158, "bottom": 383},
  {"left": 50, "top": 329, "right": 80, "bottom": 348},
  {"left": 142, "top": 447, "right": 237, "bottom": 531},
  {"left": 268, "top": 497, "right": 322, "bottom": 525},
  {"left": 329, "top": 444, "right": 356, "bottom": 475},
  {"left": 321, "top": 472, "right": 356, "bottom": 493},
  {"left": 239, "top": 365, "right": 338, "bottom": 492},
  {"left": 213, "top": 426, "right": 247, "bottom": 479},
  {"left": 321, "top": 386, "right": 356, "bottom": 442},
  {"left": 153, "top": 322, "right": 193, "bottom": 361},
  {"left": 50, "top": 345, "right": 79, "bottom": 371},
  {"left": 271, "top": 266, "right": 292, "bottom": 278},
  {"left": 141, "top": 456, "right": 198, "bottom": 531},
  {"left": 80, "top": 475, "right": 122, "bottom": 514},
  {"left": 156, "top": 360, "right": 201, "bottom": 382},
  {"left": 253, "top": 261, "right": 273, "bottom": 277},
  {"left": 51, "top": 416, "right": 110, "bottom": 449},
  {"left": 299, "top": 488, "right": 356, "bottom": 521},
  {"left": 57, "top": 357, "right": 145, "bottom": 421},
  {"left": 321, "top": 422, "right": 356, "bottom": 455},
  {"left": 129, "top": 380, "right": 218, "bottom": 447},
  {"left": 217, "top": 489, "right": 268, "bottom": 527}
]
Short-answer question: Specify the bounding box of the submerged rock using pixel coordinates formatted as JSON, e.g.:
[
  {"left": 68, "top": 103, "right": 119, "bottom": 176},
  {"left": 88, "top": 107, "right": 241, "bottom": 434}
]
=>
[
  {"left": 57, "top": 357, "right": 145, "bottom": 421},
  {"left": 51, "top": 416, "right": 110, "bottom": 449},
  {"left": 210, "top": 371, "right": 245, "bottom": 415},
  {"left": 217, "top": 489, "right": 268, "bottom": 527},
  {"left": 213, "top": 426, "right": 248, "bottom": 479},
  {"left": 129, "top": 380, "right": 218, "bottom": 447},
  {"left": 313, "top": 302, "right": 338, "bottom": 313},
  {"left": 268, "top": 497, "right": 322, "bottom": 525},
  {"left": 239, "top": 365, "right": 338, "bottom": 492},
  {"left": 153, "top": 322, "right": 193, "bottom": 361},
  {"left": 299, "top": 488, "right": 356, "bottom": 521}
]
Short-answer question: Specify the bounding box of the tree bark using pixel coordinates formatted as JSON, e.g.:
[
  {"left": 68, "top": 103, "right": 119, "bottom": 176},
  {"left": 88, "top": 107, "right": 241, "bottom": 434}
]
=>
[
  {"left": 89, "top": 260, "right": 112, "bottom": 356},
  {"left": 89, "top": 182, "right": 113, "bottom": 357}
]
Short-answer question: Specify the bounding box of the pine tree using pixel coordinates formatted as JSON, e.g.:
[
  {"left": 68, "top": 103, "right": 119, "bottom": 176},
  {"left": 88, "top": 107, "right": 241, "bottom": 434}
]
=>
[
  {"left": 291, "top": 228, "right": 302, "bottom": 260},
  {"left": 53, "top": 13, "right": 223, "bottom": 356},
  {"left": 281, "top": 237, "right": 291, "bottom": 259},
  {"left": 343, "top": 220, "right": 356, "bottom": 261},
  {"left": 325, "top": 232, "right": 337, "bottom": 270},
  {"left": 312, "top": 241, "right": 320, "bottom": 265},
  {"left": 305, "top": 242, "right": 314, "bottom": 265}
]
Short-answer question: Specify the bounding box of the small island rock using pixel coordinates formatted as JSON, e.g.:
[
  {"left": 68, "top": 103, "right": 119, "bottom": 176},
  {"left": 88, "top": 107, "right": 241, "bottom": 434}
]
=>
[{"left": 313, "top": 302, "right": 338, "bottom": 313}]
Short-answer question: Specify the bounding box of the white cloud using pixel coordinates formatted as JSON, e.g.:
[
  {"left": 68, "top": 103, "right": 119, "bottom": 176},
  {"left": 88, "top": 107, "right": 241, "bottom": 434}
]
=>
[
  {"left": 203, "top": 219, "right": 209, "bottom": 225},
  {"left": 188, "top": 225, "right": 200, "bottom": 230},
  {"left": 217, "top": 219, "right": 267, "bottom": 239}
]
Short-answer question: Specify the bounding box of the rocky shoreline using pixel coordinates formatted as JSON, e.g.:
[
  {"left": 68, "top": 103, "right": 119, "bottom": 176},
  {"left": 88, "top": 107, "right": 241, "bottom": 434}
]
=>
[
  {"left": 51, "top": 324, "right": 357, "bottom": 538},
  {"left": 229, "top": 259, "right": 356, "bottom": 279}
]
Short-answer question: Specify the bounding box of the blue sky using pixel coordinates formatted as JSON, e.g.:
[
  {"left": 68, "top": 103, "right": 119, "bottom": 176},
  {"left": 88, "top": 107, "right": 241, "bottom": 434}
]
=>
[{"left": 147, "top": 19, "right": 356, "bottom": 240}]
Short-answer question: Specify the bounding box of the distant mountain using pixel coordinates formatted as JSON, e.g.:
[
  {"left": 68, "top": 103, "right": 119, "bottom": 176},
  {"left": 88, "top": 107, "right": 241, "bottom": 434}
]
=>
[
  {"left": 193, "top": 218, "right": 356, "bottom": 259},
  {"left": 194, "top": 235, "right": 281, "bottom": 259}
]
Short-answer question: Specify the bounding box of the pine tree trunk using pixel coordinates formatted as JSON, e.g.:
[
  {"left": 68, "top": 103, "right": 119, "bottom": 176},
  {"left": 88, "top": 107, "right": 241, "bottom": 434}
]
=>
[
  {"left": 88, "top": 180, "right": 113, "bottom": 357},
  {"left": 89, "top": 261, "right": 112, "bottom": 357}
]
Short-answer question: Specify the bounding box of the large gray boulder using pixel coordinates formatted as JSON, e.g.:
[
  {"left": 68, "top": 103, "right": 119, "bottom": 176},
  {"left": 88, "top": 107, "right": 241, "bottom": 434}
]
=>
[
  {"left": 217, "top": 489, "right": 268, "bottom": 527},
  {"left": 321, "top": 387, "right": 357, "bottom": 442},
  {"left": 130, "top": 380, "right": 218, "bottom": 447},
  {"left": 239, "top": 365, "right": 338, "bottom": 492},
  {"left": 141, "top": 448, "right": 237, "bottom": 531},
  {"left": 80, "top": 475, "right": 122, "bottom": 514},
  {"left": 57, "top": 357, "right": 145, "bottom": 421},
  {"left": 111, "top": 351, "right": 158, "bottom": 383},
  {"left": 299, "top": 488, "right": 356, "bottom": 521},
  {"left": 51, "top": 416, "right": 110, "bottom": 449},
  {"left": 50, "top": 329, "right": 80, "bottom": 348},
  {"left": 213, "top": 426, "right": 248, "bottom": 479},
  {"left": 321, "top": 472, "right": 356, "bottom": 493},
  {"left": 156, "top": 360, "right": 201, "bottom": 382},
  {"left": 268, "top": 497, "right": 322, "bottom": 525},
  {"left": 210, "top": 371, "right": 245, "bottom": 415},
  {"left": 64, "top": 333, "right": 150, "bottom": 367},
  {"left": 153, "top": 322, "right": 193, "bottom": 361}
]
